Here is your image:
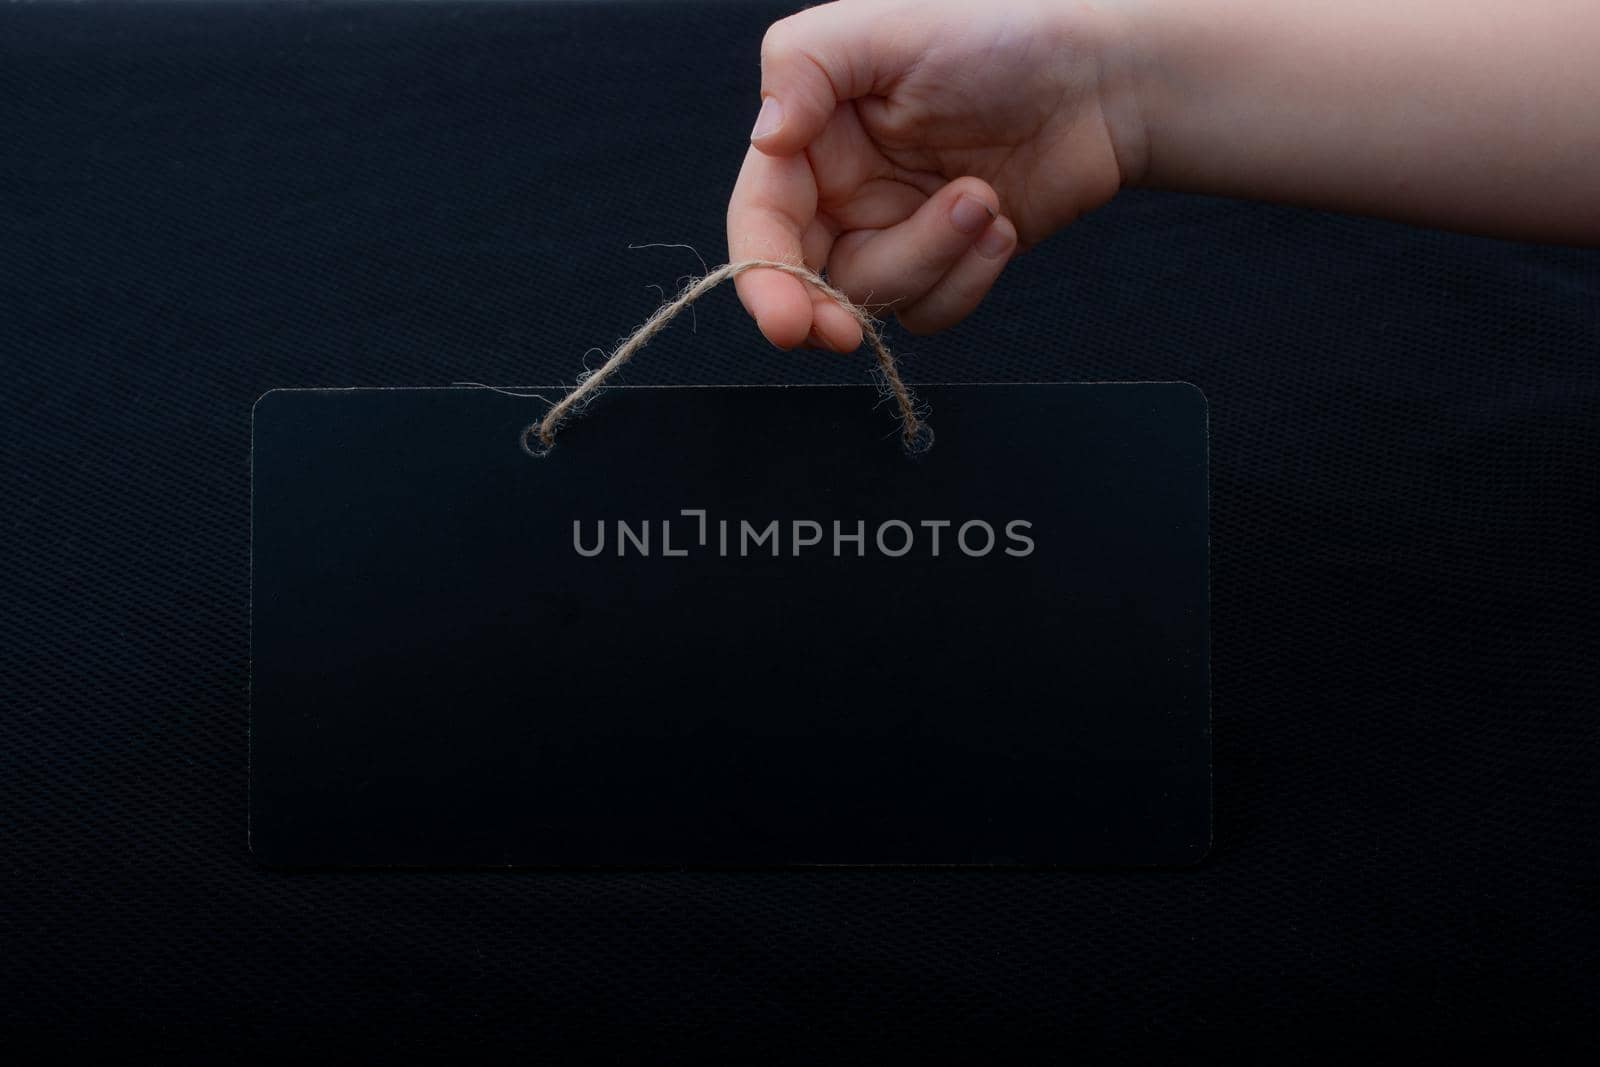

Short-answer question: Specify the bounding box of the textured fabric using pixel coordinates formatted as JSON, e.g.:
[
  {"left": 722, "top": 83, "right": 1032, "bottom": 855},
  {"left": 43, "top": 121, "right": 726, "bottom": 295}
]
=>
[{"left": 3, "top": 1, "right": 1597, "bottom": 1058}]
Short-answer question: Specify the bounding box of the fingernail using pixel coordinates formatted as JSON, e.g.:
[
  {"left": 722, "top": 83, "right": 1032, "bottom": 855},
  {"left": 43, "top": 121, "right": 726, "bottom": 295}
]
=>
[
  {"left": 976, "top": 221, "right": 1013, "bottom": 259},
  {"left": 750, "top": 97, "right": 784, "bottom": 141},
  {"left": 950, "top": 194, "right": 994, "bottom": 235}
]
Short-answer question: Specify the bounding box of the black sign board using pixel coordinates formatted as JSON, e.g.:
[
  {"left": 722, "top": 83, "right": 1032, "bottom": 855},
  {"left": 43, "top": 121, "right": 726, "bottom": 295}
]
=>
[{"left": 250, "top": 383, "right": 1210, "bottom": 866}]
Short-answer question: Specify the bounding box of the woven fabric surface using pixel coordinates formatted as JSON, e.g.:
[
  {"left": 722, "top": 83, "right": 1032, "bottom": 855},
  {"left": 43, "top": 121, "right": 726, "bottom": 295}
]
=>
[{"left": 3, "top": 2, "right": 1597, "bottom": 1058}]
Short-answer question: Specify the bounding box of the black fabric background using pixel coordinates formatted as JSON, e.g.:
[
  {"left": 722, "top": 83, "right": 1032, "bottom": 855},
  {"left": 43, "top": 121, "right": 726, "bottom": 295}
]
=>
[{"left": 3, "top": 1, "right": 1596, "bottom": 1058}]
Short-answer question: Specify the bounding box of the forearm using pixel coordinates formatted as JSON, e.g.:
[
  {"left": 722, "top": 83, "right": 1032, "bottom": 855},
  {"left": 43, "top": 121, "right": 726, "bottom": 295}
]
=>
[{"left": 1110, "top": 0, "right": 1600, "bottom": 243}]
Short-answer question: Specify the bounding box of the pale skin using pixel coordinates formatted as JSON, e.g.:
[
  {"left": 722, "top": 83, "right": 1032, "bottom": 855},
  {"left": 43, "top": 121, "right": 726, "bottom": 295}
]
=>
[{"left": 726, "top": 0, "right": 1600, "bottom": 352}]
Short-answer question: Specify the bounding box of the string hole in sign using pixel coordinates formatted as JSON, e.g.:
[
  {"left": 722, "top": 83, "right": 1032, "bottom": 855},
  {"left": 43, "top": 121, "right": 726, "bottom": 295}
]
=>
[
  {"left": 519, "top": 421, "right": 554, "bottom": 459},
  {"left": 902, "top": 421, "right": 936, "bottom": 458}
]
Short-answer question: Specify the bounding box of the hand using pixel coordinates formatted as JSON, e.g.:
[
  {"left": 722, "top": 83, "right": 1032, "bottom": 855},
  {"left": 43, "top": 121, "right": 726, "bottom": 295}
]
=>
[{"left": 726, "top": 0, "right": 1142, "bottom": 350}]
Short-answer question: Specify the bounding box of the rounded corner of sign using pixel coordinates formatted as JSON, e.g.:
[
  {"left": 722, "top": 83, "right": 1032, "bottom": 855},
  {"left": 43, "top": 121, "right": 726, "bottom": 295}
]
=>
[
  {"left": 1169, "top": 380, "right": 1210, "bottom": 412},
  {"left": 251, "top": 388, "right": 290, "bottom": 422}
]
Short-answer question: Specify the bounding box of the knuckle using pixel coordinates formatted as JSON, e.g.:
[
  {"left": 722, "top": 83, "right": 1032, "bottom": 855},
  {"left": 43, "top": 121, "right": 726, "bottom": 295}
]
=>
[
  {"left": 910, "top": 244, "right": 955, "bottom": 283},
  {"left": 895, "top": 309, "right": 942, "bottom": 336},
  {"left": 760, "top": 20, "right": 796, "bottom": 64},
  {"left": 836, "top": 278, "right": 876, "bottom": 309},
  {"left": 949, "top": 273, "right": 990, "bottom": 306}
]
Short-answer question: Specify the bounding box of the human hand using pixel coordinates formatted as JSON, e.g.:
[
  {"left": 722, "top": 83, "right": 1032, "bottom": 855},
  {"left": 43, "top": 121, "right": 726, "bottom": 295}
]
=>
[{"left": 726, "top": 0, "right": 1142, "bottom": 350}]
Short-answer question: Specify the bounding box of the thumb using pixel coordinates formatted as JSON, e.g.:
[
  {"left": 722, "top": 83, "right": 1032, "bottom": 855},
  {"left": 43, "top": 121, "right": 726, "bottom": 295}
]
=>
[{"left": 749, "top": 5, "right": 887, "bottom": 156}]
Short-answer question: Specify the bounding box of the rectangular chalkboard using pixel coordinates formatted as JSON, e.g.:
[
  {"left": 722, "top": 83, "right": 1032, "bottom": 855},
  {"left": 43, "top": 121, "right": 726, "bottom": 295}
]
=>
[{"left": 249, "top": 383, "right": 1211, "bottom": 866}]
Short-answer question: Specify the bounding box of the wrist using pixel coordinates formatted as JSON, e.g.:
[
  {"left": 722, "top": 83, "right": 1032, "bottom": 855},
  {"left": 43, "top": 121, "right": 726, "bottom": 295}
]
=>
[{"left": 1080, "top": 1, "right": 1158, "bottom": 189}]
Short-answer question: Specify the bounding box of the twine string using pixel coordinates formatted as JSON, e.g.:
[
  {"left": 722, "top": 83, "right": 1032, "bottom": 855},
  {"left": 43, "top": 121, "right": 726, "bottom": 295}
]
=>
[{"left": 522, "top": 260, "right": 927, "bottom": 456}]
